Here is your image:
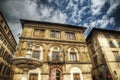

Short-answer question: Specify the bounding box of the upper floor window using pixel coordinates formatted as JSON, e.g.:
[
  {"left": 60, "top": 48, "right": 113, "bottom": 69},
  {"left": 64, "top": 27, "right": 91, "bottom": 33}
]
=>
[
  {"left": 113, "top": 51, "right": 120, "bottom": 61},
  {"left": 32, "top": 51, "right": 40, "bottom": 59},
  {"left": 93, "top": 56, "right": 98, "bottom": 66},
  {"left": 4, "top": 25, "right": 8, "bottom": 32},
  {"left": 114, "top": 34, "right": 119, "bottom": 39},
  {"left": 52, "top": 51, "right": 59, "bottom": 60},
  {"left": 0, "top": 19, "right": 3, "bottom": 24},
  {"left": 0, "top": 34, "right": 3, "bottom": 41},
  {"left": 50, "top": 30, "right": 60, "bottom": 38},
  {"left": 34, "top": 29, "right": 45, "bottom": 38},
  {"left": 104, "top": 34, "right": 110, "bottom": 38},
  {"left": 70, "top": 52, "right": 77, "bottom": 61},
  {"left": 109, "top": 41, "right": 115, "bottom": 48},
  {"left": 66, "top": 32, "right": 75, "bottom": 40},
  {"left": 118, "top": 42, "right": 120, "bottom": 48}
]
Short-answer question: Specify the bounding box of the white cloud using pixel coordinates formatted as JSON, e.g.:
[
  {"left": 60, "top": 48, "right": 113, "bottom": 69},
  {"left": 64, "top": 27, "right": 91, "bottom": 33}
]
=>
[
  {"left": 107, "top": 0, "right": 120, "bottom": 15},
  {"left": 0, "top": 0, "right": 68, "bottom": 43},
  {"left": 91, "top": 0, "right": 107, "bottom": 15},
  {"left": 46, "top": 10, "right": 67, "bottom": 23}
]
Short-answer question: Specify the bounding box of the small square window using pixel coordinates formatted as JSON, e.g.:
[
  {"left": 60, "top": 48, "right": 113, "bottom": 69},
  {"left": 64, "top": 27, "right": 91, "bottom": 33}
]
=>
[
  {"left": 104, "top": 34, "right": 110, "bottom": 38},
  {"left": 113, "top": 51, "right": 120, "bottom": 61}
]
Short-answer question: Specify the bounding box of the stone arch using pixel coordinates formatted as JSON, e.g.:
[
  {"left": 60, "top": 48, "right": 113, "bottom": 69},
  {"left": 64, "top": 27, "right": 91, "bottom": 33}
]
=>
[{"left": 70, "top": 67, "right": 83, "bottom": 80}]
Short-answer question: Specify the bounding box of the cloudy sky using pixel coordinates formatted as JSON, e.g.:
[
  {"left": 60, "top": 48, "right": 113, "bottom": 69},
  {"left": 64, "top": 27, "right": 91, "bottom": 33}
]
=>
[{"left": 0, "top": 0, "right": 120, "bottom": 43}]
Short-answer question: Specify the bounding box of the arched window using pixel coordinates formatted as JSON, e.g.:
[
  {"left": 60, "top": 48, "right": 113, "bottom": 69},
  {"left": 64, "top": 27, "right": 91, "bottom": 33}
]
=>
[
  {"left": 32, "top": 46, "right": 43, "bottom": 60},
  {"left": 68, "top": 48, "right": 79, "bottom": 61},
  {"left": 49, "top": 46, "right": 64, "bottom": 62}
]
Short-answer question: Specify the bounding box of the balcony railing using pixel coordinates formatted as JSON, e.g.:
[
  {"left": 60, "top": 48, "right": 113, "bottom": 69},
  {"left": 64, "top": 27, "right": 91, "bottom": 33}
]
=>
[{"left": 47, "top": 56, "right": 65, "bottom": 64}]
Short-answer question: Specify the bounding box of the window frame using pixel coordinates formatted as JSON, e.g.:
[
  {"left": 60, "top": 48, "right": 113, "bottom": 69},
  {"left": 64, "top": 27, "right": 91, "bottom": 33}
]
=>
[
  {"left": 70, "top": 52, "right": 77, "bottom": 61},
  {"left": 112, "top": 51, "right": 120, "bottom": 61},
  {"left": 66, "top": 32, "right": 75, "bottom": 40},
  {"left": 32, "top": 51, "right": 40, "bottom": 60},
  {"left": 50, "top": 30, "right": 61, "bottom": 38}
]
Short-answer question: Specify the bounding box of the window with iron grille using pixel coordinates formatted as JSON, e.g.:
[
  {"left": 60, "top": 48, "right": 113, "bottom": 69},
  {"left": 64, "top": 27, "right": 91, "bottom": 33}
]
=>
[{"left": 32, "top": 51, "right": 40, "bottom": 60}]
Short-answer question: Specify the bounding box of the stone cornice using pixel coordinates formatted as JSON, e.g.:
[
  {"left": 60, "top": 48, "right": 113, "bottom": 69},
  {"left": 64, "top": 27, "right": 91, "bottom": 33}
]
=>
[{"left": 19, "top": 37, "right": 86, "bottom": 44}]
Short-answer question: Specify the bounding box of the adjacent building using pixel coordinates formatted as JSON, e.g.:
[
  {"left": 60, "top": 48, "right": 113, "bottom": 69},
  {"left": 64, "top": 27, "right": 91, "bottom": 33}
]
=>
[
  {"left": 13, "top": 20, "right": 92, "bottom": 80},
  {"left": 86, "top": 28, "right": 120, "bottom": 80},
  {"left": 0, "top": 13, "right": 17, "bottom": 80}
]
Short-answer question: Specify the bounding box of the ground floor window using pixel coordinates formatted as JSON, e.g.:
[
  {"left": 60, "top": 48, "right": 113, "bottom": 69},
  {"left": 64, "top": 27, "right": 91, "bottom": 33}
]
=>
[
  {"left": 73, "top": 73, "right": 80, "bottom": 80},
  {"left": 29, "top": 73, "right": 38, "bottom": 80}
]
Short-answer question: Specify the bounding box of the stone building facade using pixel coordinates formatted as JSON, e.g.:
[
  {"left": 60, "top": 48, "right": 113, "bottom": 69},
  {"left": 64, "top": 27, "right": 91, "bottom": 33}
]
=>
[
  {"left": 0, "top": 12, "right": 17, "bottom": 80},
  {"left": 14, "top": 20, "right": 92, "bottom": 80},
  {"left": 86, "top": 28, "right": 120, "bottom": 80}
]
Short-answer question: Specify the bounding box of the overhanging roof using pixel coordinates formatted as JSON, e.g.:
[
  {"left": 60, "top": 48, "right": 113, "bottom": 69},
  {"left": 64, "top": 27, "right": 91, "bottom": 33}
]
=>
[
  {"left": 86, "top": 28, "right": 120, "bottom": 41},
  {"left": 20, "top": 19, "right": 87, "bottom": 32}
]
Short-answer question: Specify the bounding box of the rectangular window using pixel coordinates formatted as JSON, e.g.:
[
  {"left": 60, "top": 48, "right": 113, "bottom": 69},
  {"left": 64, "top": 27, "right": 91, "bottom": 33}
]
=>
[
  {"left": 32, "top": 51, "right": 40, "bottom": 59},
  {"left": 93, "top": 56, "right": 98, "bottom": 66},
  {"left": 50, "top": 30, "right": 60, "bottom": 38},
  {"left": 52, "top": 52, "right": 59, "bottom": 60},
  {"left": 0, "top": 63, "right": 3, "bottom": 73},
  {"left": 70, "top": 52, "right": 77, "bottom": 61},
  {"left": 34, "top": 29, "right": 45, "bottom": 38},
  {"left": 73, "top": 73, "right": 80, "bottom": 80},
  {"left": 114, "top": 34, "right": 119, "bottom": 39},
  {"left": 104, "top": 34, "right": 110, "bottom": 38},
  {"left": 118, "top": 42, "right": 120, "bottom": 48},
  {"left": 66, "top": 32, "right": 75, "bottom": 40},
  {"left": 29, "top": 73, "right": 38, "bottom": 80},
  {"left": 0, "top": 34, "right": 3, "bottom": 41},
  {"left": 113, "top": 51, "right": 120, "bottom": 61},
  {"left": 109, "top": 41, "right": 115, "bottom": 48}
]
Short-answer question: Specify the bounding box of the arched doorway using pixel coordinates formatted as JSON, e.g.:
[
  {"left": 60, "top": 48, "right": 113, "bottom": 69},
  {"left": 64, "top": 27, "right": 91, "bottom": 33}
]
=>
[{"left": 49, "top": 68, "right": 63, "bottom": 80}]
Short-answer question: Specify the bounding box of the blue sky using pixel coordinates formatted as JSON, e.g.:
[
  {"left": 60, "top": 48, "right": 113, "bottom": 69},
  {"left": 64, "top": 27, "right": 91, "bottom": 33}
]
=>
[{"left": 0, "top": 0, "right": 120, "bottom": 43}]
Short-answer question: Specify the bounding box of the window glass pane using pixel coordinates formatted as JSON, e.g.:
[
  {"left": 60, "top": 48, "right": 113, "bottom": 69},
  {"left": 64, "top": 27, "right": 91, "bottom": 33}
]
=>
[
  {"left": 50, "top": 31, "right": 55, "bottom": 38},
  {"left": 34, "top": 29, "right": 45, "bottom": 38},
  {"left": 114, "top": 34, "right": 119, "bottom": 39},
  {"left": 29, "top": 73, "right": 38, "bottom": 80},
  {"left": 34, "top": 29, "right": 39, "bottom": 37},
  {"left": 0, "top": 35, "right": 3, "bottom": 40},
  {"left": 73, "top": 73, "right": 80, "bottom": 80},
  {"left": 70, "top": 52, "right": 77, "bottom": 61},
  {"left": 56, "top": 31, "right": 60, "bottom": 38},
  {"left": 32, "top": 51, "right": 40, "bottom": 59},
  {"left": 50, "top": 30, "right": 60, "bottom": 38},
  {"left": 104, "top": 34, "right": 110, "bottom": 38},
  {"left": 93, "top": 56, "right": 98, "bottom": 65},
  {"left": 113, "top": 51, "right": 120, "bottom": 61},
  {"left": 118, "top": 42, "right": 120, "bottom": 48},
  {"left": 52, "top": 52, "right": 59, "bottom": 60},
  {"left": 109, "top": 41, "right": 115, "bottom": 48},
  {"left": 66, "top": 32, "right": 75, "bottom": 40}
]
